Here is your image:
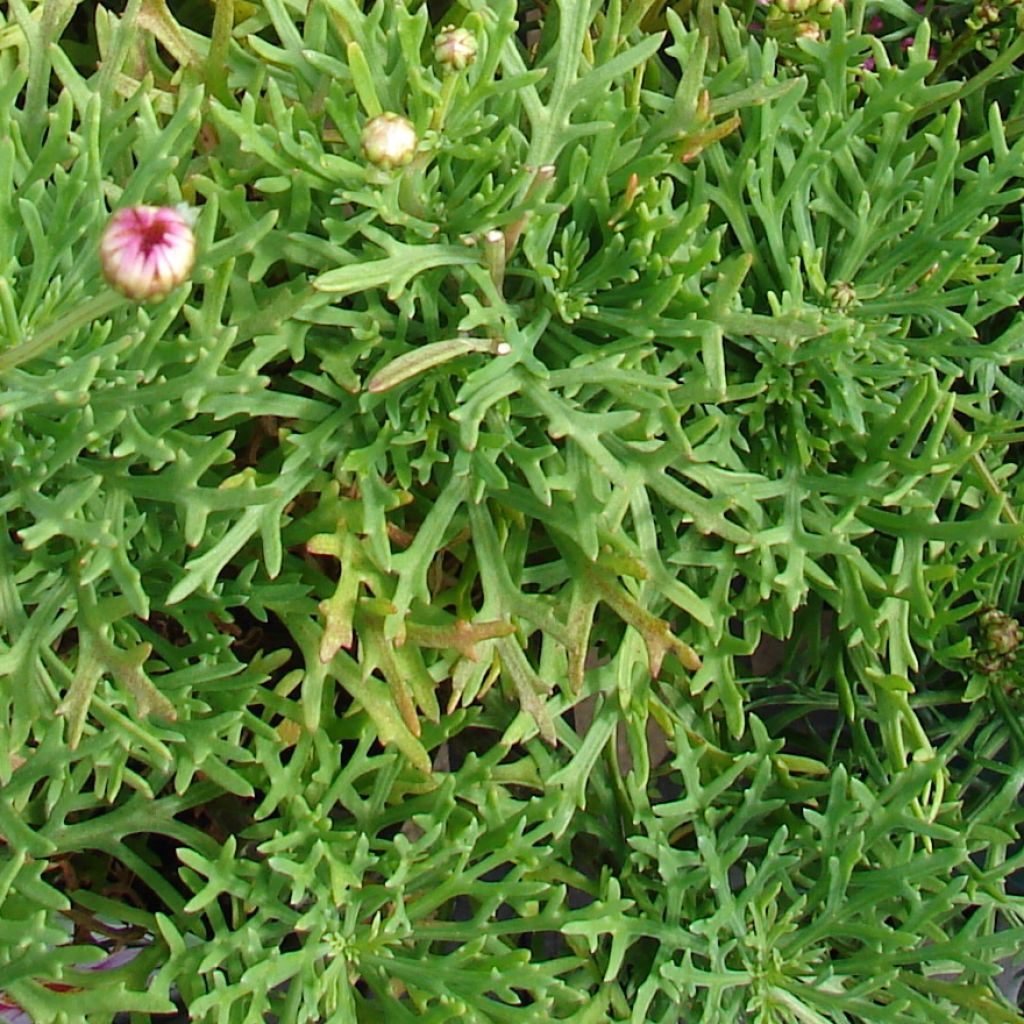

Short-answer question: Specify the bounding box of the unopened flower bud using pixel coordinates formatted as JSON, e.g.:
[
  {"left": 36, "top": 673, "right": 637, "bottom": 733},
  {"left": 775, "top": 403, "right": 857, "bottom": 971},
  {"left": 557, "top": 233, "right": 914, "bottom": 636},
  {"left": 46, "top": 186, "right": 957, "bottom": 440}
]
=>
[
  {"left": 981, "top": 608, "right": 1022, "bottom": 656},
  {"left": 796, "top": 20, "right": 822, "bottom": 39},
  {"left": 434, "top": 25, "right": 478, "bottom": 71},
  {"left": 361, "top": 113, "right": 418, "bottom": 170},
  {"left": 100, "top": 205, "right": 196, "bottom": 302},
  {"left": 829, "top": 281, "right": 856, "bottom": 310},
  {"left": 975, "top": 0, "right": 1000, "bottom": 22}
]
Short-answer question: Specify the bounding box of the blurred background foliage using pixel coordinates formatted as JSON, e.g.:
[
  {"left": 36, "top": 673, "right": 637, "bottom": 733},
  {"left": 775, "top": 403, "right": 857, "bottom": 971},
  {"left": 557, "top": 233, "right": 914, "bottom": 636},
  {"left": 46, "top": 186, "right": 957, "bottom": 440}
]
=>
[{"left": 2, "top": 0, "right": 1024, "bottom": 1020}]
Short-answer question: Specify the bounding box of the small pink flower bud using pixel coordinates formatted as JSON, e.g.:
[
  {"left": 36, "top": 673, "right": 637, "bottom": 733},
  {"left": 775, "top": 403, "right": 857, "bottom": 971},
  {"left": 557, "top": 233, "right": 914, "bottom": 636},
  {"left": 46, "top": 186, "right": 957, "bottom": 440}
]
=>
[
  {"left": 100, "top": 205, "right": 196, "bottom": 302},
  {"left": 434, "top": 25, "right": 478, "bottom": 71},
  {"left": 361, "top": 113, "right": 418, "bottom": 170}
]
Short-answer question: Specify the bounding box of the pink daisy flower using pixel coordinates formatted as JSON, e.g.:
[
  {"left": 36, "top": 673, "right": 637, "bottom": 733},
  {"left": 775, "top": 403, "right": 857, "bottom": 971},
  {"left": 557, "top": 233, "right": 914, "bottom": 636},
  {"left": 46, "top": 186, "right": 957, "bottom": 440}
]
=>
[{"left": 100, "top": 205, "right": 196, "bottom": 301}]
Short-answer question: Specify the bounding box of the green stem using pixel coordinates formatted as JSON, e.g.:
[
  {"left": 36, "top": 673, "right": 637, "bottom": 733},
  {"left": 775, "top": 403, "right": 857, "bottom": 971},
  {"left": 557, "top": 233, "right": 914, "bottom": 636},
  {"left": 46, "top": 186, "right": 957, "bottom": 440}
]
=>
[
  {"left": 484, "top": 229, "right": 507, "bottom": 294},
  {"left": 138, "top": 0, "right": 202, "bottom": 68},
  {"left": 206, "top": 0, "right": 235, "bottom": 105},
  {"left": 989, "top": 678, "right": 1024, "bottom": 757},
  {"left": 924, "top": 33, "right": 1024, "bottom": 120},
  {"left": 949, "top": 418, "right": 1021, "bottom": 536},
  {"left": 491, "top": 0, "right": 589, "bottom": 186},
  {"left": 49, "top": 783, "right": 222, "bottom": 852},
  {"left": 430, "top": 73, "right": 459, "bottom": 133},
  {"left": 0, "top": 290, "right": 125, "bottom": 374}
]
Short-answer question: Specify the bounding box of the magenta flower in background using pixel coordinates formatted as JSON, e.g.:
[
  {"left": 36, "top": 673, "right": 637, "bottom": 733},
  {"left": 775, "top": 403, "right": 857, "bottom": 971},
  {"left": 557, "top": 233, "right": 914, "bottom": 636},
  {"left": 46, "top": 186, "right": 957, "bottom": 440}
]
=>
[
  {"left": 100, "top": 204, "right": 196, "bottom": 301},
  {"left": 899, "top": 35, "right": 939, "bottom": 58},
  {"left": 0, "top": 946, "right": 146, "bottom": 1024}
]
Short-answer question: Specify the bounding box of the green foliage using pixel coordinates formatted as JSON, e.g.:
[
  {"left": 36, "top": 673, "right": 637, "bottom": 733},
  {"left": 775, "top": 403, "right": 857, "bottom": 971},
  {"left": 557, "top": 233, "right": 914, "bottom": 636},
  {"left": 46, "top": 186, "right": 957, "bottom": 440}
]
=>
[{"left": 2, "top": 0, "right": 1024, "bottom": 1020}]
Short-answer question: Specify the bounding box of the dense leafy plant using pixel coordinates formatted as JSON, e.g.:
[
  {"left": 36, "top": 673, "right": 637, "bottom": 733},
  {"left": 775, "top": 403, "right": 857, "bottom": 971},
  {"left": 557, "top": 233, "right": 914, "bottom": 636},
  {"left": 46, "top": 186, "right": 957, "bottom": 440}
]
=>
[{"left": 2, "top": 0, "right": 1024, "bottom": 1021}]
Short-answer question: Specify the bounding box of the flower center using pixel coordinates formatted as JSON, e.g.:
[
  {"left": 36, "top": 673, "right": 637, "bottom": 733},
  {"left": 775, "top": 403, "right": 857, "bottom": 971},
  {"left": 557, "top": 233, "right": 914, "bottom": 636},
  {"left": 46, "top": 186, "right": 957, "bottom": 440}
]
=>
[{"left": 138, "top": 217, "right": 170, "bottom": 254}]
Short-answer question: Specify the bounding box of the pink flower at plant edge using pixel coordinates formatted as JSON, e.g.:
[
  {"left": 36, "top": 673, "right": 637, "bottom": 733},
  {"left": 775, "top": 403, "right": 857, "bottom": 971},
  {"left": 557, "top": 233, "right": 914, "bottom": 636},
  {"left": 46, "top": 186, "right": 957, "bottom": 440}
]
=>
[
  {"left": 0, "top": 946, "right": 146, "bottom": 1024},
  {"left": 100, "top": 204, "right": 196, "bottom": 302}
]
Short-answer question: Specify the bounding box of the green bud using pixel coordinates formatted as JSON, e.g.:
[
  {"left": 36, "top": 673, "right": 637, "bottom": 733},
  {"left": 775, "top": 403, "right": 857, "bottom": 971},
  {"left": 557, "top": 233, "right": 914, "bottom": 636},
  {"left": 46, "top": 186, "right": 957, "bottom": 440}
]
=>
[
  {"left": 361, "top": 113, "right": 418, "bottom": 170},
  {"left": 981, "top": 608, "right": 1022, "bottom": 657},
  {"left": 434, "top": 25, "right": 478, "bottom": 71},
  {"left": 829, "top": 281, "right": 856, "bottom": 310}
]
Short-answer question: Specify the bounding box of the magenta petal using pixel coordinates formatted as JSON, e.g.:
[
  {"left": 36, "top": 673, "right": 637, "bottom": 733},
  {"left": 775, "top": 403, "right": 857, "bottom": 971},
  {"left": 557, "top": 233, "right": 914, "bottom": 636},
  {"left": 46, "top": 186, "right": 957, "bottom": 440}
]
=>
[{"left": 100, "top": 204, "right": 196, "bottom": 302}]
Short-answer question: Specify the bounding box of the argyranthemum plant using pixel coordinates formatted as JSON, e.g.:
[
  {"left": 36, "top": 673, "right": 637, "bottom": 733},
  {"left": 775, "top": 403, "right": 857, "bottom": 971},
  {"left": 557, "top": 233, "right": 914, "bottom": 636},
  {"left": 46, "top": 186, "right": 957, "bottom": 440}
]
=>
[{"left": 1, "top": 1, "right": 1024, "bottom": 1022}]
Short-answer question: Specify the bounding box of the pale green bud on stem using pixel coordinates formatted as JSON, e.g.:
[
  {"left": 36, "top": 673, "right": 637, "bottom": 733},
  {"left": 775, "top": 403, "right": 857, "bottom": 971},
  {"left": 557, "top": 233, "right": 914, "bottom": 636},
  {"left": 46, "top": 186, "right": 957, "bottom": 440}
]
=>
[
  {"left": 434, "top": 25, "right": 478, "bottom": 71},
  {"left": 361, "top": 113, "right": 418, "bottom": 170}
]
